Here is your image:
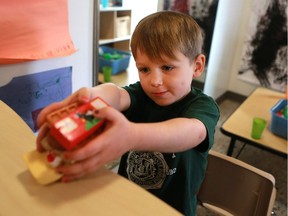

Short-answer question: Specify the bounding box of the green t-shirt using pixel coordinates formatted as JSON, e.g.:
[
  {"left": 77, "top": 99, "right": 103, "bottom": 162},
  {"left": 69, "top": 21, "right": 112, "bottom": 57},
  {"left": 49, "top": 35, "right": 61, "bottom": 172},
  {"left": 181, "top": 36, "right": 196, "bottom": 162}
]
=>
[{"left": 118, "top": 82, "right": 220, "bottom": 216}]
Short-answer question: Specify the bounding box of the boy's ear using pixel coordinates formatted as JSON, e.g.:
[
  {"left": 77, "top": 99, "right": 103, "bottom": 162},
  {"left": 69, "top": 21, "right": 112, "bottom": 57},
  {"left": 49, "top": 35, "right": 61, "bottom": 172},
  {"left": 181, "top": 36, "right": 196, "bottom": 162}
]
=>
[{"left": 193, "top": 54, "right": 206, "bottom": 78}]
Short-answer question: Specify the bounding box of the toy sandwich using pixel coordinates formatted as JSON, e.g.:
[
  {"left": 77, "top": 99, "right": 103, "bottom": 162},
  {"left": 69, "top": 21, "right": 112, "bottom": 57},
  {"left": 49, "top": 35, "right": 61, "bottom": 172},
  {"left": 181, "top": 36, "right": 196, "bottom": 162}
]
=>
[{"left": 23, "top": 97, "right": 109, "bottom": 185}]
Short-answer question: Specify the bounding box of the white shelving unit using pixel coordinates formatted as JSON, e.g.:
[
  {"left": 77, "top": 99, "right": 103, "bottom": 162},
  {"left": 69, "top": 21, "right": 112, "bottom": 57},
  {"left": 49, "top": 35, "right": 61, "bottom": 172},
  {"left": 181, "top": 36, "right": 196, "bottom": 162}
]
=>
[{"left": 98, "top": 6, "right": 137, "bottom": 86}]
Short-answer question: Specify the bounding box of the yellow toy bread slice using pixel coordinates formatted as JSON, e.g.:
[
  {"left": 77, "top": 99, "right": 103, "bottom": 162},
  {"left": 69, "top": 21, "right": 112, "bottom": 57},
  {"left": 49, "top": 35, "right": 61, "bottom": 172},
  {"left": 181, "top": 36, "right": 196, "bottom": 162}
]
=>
[{"left": 23, "top": 150, "right": 62, "bottom": 185}]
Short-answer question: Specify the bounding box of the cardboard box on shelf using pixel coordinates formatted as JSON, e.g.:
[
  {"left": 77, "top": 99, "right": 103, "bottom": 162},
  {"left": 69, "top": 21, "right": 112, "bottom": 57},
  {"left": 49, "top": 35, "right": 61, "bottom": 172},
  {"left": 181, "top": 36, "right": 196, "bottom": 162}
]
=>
[{"left": 116, "top": 16, "right": 130, "bottom": 38}]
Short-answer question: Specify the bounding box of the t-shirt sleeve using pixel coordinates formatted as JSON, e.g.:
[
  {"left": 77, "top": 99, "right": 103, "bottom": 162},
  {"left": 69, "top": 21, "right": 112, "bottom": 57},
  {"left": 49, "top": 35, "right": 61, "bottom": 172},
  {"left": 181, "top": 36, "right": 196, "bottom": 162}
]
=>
[{"left": 182, "top": 96, "right": 220, "bottom": 152}]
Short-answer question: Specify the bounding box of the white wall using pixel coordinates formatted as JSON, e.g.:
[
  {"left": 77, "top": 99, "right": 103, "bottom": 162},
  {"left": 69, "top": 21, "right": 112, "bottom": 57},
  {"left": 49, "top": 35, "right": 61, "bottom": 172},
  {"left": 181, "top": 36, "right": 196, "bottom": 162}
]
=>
[
  {"left": 204, "top": 0, "right": 257, "bottom": 98},
  {"left": 227, "top": 0, "right": 257, "bottom": 96},
  {"left": 129, "top": 0, "right": 159, "bottom": 34},
  {"left": 0, "top": 0, "right": 94, "bottom": 92}
]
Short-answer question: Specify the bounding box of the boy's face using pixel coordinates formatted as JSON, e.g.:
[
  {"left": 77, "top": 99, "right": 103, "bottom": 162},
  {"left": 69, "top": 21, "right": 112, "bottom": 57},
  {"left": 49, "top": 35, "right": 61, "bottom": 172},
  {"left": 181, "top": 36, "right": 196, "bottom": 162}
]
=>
[{"left": 135, "top": 50, "right": 205, "bottom": 106}]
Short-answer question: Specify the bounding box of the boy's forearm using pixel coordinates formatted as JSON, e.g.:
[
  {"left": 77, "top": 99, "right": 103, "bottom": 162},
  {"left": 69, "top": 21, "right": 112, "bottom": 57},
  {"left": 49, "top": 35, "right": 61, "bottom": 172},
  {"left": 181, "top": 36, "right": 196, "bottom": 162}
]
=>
[
  {"left": 90, "top": 83, "right": 130, "bottom": 111},
  {"left": 37, "top": 83, "right": 128, "bottom": 134},
  {"left": 130, "top": 118, "right": 207, "bottom": 153}
]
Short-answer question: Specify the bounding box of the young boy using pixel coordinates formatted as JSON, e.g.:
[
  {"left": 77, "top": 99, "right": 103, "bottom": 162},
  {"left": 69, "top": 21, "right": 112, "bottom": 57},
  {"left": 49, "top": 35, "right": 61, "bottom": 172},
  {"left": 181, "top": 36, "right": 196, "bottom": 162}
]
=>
[{"left": 37, "top": 11, "right": 219, "bottom": 215}]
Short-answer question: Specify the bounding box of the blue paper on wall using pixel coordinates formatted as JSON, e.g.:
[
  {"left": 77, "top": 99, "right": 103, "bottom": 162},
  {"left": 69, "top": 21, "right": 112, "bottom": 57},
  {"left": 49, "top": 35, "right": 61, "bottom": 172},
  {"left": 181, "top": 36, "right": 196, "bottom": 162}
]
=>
[{"left": 0, "top": 67, "right": 72, "bottom": 132}]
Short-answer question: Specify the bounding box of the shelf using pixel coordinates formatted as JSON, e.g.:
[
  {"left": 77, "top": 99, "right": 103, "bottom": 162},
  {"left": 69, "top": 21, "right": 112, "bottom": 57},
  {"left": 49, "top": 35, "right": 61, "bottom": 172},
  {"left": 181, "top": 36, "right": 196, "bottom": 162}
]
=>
[
  {"left": 100, "top": 9, "right": 131, "bottom": 39},
  {"left": 97, "top": 5, "right": 133, "bottom": 85},
  {"left": 99, "top": 35, "right": 131, "bottom": 45},
  {"left": 100, "top": 6, "right": 132, "bottom": 12}
]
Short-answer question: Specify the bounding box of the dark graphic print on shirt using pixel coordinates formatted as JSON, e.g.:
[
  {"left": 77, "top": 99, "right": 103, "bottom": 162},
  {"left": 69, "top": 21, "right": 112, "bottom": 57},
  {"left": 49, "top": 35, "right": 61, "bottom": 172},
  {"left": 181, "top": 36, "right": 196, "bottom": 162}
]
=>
[{"left": 126, "top": 151, "right": 169, "bottom": 189}]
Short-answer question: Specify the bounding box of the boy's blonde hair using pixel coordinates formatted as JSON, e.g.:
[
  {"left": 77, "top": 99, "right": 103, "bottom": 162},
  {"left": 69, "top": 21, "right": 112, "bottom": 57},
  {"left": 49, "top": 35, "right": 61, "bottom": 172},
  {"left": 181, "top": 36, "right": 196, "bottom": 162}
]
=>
[{"left": 130, "top": 11, "right": 204, "bottom": 62}]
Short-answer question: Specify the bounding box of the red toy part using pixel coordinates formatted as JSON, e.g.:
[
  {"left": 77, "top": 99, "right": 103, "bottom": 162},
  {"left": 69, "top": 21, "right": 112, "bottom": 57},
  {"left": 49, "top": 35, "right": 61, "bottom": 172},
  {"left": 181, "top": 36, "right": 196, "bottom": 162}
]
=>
[
  {"left": 46, "top": 151, "right": 63, "bottom": 167},
  {"left": 48, "top": 97, "right": 109, "bottom": 150},
  {"left": 47, "top": 152, "right": 56, "bottom": 162}
]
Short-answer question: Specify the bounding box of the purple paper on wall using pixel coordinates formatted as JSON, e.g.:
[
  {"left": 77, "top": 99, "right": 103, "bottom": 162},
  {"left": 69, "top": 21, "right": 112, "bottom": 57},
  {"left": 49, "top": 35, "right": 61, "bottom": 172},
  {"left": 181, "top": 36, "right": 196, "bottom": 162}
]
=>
[{"left": 0, "top": 66, "right": 72, "bottom": 132}]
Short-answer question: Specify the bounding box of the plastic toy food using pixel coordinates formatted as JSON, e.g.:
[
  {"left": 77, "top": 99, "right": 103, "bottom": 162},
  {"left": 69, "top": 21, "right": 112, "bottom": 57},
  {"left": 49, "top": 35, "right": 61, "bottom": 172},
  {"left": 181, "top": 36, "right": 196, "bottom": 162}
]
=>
[
  {"left": 42, "top": 97, "right": 109, "bottom": 167},
  {"left": 46, "top": 97, "right": 108, "bottom": 150},
  {"left": 23, "top": 97, "right": 109, "bottom": 185}
]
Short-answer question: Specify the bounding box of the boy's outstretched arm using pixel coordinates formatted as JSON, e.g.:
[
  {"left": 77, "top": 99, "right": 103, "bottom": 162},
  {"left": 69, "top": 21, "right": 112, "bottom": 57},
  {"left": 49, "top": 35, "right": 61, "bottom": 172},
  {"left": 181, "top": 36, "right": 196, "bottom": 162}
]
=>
[{"left": 55, "top": 106, "right": 207, "bottom": 182}]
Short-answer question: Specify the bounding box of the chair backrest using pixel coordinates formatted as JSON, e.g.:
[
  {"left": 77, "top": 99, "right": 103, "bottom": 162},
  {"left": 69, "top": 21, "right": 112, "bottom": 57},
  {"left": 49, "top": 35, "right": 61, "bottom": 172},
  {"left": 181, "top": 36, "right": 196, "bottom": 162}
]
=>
[{"left": 197, "top": 150, "right": 276, "bottom": 216}]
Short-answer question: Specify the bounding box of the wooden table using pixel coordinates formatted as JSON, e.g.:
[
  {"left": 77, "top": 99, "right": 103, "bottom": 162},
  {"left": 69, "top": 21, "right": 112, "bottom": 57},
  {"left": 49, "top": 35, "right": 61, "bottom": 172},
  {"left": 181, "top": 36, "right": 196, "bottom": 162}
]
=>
[
  {"left": 0, "top": 100, "right": 181, "bottom": 216},
  {"left": 220, "top": 87, "right": 287, "bottom": 158}
]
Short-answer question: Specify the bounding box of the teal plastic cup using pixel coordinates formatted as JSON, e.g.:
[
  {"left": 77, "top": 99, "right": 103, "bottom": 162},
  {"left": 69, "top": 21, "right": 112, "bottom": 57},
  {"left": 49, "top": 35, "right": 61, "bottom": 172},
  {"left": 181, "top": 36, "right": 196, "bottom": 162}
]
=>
[{"left": 102, "top": 0, "right": 108, "bottom": 8}]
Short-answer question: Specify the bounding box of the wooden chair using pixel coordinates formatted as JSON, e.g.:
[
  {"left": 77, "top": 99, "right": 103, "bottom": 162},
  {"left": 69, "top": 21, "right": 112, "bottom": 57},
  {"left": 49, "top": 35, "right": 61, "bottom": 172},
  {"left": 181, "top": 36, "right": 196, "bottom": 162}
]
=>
[{"left": 197, "top": 150, "right": 276, "bottom": 216}]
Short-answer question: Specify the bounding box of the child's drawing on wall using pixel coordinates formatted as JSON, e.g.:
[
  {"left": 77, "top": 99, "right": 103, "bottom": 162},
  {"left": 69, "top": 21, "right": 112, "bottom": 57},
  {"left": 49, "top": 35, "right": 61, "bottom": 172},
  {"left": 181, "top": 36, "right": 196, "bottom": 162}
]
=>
[{"left": 238, "top": 0, "right": 287, "bottom": 92}]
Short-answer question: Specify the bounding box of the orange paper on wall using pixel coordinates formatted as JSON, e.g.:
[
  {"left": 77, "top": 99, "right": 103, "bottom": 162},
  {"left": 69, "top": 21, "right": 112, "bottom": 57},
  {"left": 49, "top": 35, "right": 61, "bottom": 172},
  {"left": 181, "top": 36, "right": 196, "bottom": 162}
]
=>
[{"left": 0, "top": 0, "right": 77, "bottom": 64}]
